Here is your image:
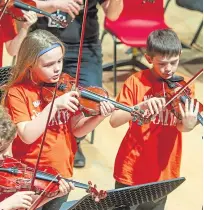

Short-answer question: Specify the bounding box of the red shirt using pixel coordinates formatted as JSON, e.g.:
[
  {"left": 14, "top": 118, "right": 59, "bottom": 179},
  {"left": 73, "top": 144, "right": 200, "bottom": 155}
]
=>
[
  {"left": 0, "top": 14, "right": 17, "bottom": 67},
  {"left": 114, "top": 70, "right": 194, "bottom": 186}
]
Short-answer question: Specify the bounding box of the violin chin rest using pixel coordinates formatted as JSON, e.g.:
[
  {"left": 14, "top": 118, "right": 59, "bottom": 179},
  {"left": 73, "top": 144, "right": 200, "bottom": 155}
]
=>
[{"left": 169, "top": 75, "right": 184, "bottom": 82}]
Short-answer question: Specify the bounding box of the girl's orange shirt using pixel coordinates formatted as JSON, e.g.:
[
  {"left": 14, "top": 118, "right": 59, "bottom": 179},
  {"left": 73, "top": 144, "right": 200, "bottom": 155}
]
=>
[
  {"left": 114, "top": 69, "right": 194, "bottom": 186},
  {"left": 6, "top": 79, "right": 77, "bottom": 178}
]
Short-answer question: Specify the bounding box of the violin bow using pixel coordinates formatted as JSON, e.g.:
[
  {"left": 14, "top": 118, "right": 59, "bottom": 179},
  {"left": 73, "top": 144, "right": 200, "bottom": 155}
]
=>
[
  {"left": 29, "top": 174, "right": 60, "bottom": 210},
  {"left": 165, "top": 68, "right": 203, "bottom": 107},
  {"left": 73, "top": 0, "right": 89, "bottom": 89},
  {"left": 29, "top": 85, "right": 58, "bottom": 208},
  {"left": 0, "top": 0, "right": 10, "bottom": 20}
]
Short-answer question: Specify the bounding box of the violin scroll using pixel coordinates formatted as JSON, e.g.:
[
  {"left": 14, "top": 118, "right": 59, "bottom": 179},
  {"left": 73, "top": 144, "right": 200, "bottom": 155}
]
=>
[
  {"left": 87, "top": 181, "right": 107, "bottom": 202},
  {"left": 131, "top": 105, "right": 152, "bottom": 125}
]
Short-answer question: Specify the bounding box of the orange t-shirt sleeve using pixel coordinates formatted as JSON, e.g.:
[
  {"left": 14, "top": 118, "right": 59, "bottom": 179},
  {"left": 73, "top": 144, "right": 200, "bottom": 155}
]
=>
[
  {"left": 116, "top": 76, "right": 138, "bottom": 107},
  {"left": 6, "top": 88, "right": 31, "bottom": 124}
]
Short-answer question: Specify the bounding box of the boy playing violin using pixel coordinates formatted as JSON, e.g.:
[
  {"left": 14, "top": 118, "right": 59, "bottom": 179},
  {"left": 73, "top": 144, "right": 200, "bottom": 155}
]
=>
[
  {"left": 3, "top": 29, "right": 115, "bottom": 209},
  {"left": 0, "top": 105, "right": 75, "bottom": 210},
  {"left": 110, "top": 29, "right": 200, "bottom": 210}
]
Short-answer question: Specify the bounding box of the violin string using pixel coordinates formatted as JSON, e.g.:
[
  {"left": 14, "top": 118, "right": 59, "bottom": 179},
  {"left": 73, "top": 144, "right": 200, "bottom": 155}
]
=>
[
  {"left": 165, "top": 69, "right": 203, "bottom": 107},
  {"left": 3, "top": 158, "right": 85, "bottom": 185},
  {"left": 3, "top": 160, "right": 57, "bottom": 180},
  {"left": 13, "top": 167, "right": 59, "bottom": 180}
]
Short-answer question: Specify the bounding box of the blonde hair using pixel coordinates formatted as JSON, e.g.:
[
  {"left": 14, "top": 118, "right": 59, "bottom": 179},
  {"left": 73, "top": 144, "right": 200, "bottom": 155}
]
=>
[
  {"left": 0, "top": 105, "right": 16, "bottom": 144},
  {"left": 4, "top": 29, "right": 65, "bottom": 98}
]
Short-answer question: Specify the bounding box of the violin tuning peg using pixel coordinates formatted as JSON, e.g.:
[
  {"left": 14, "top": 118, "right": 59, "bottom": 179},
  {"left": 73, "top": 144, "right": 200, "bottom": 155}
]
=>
[
  {"left": 132, "top": 116, "right": 137, "bottom": 122},
  {"left": 137, "top": 121, "right": 143, "bottom": 126},
  {"left": 140, "top": 109, "right": 145, "bottom": 114},
  {"left": 134, "top": 106, "right": 139, "bottom": 111}
]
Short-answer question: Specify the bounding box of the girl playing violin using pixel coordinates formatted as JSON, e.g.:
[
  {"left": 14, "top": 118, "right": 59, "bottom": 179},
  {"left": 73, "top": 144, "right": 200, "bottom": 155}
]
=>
[
  {"left": 3, "top": 29, "right": 115, "bottom": 209},
  {"left": 110, "top": 29, "right": 200, "bottom": 210},
  {"left": 0, "top": 11, "right": 37, "bottom": 67},
  {"left": 0, "top": 105, "right": 74, "bottom": 210}
]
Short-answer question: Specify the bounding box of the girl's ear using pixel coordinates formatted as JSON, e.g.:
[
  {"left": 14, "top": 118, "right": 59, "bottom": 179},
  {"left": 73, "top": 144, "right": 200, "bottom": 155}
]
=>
[{"left": 144, "top": 53, "right": 153, "bottom": 64}]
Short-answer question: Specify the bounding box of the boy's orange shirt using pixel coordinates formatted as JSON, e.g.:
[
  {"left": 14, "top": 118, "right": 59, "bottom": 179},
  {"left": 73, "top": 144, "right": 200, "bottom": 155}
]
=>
[
  {"left": 6, "top": 79, "right": 77, "bottom": 178},
  {"left": 114, "top": 69, "right": 192, "bottom": 186}
]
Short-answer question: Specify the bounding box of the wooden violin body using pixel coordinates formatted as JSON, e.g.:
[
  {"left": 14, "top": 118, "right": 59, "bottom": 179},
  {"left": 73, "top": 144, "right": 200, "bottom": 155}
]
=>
[
  {"left": 159, "top": 74, "right": 203, "bottom": 126},
  {"left": 0, "top": 157, "right": 107, "bottom": 202},
  {"left": 41, "top": 73, "right": 148, "bottom": 125}
]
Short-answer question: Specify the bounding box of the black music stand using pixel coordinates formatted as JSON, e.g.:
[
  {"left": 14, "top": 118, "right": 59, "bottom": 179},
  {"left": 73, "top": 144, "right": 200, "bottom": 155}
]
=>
[
  {"left": 60, "top": 177, "right": 185, "bottom": 210},
  {"left": 0, "top": 66, "right": 11, "bottom": 87},
  {"left": 0, "top": 66, "right": 12, "bottom": 100}
]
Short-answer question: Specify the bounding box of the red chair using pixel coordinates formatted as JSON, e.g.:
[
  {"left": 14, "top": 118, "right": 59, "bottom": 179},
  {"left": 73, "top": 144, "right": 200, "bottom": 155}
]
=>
[{"left": 101, "top": 0, "right": 169, "bottom": 96}]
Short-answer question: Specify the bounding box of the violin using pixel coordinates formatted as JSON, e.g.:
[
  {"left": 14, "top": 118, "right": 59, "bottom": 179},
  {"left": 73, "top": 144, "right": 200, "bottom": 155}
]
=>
[
  {"left": 0, "top": 0, "right": 68, "bottom": 27},
  {"left": 0, "top": 156, "right": 107, "bottom": 202},
  {"left": 41, "top": 73, "right": 148, "bottom": 125},
  {"left": 157, "top": 70, "right": 203, "bottom": 126}
]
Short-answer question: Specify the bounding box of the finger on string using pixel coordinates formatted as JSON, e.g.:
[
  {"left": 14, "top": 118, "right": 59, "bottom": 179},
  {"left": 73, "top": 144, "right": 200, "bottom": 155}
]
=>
[
  {"left": 189, "top": 98, "right": 194, "bottom": 113},
  {"left": 69, "top": 97, "right": 79, "bottom": 106},
  {"left": 62, "top": 179, "right": 71, "bottom": 193},
  {"left": 151, "top": 100, "right": 159, "bottom": 114},
  {"left": 59, "top": 179, "right": 69, "bottom": 192},
  {"left": 100, "top": 107, "right": 105, "bottom": 116},
  {"left": 155, "top": 99, "right": 162, "bottom": 112},
  {"left": 185, "top": 99, "right": 189, "bottom": 113},
  {"left": 107, "top": 101, "right": 115, "bottom": 111},
  {"left": 161, "top": 97, "right": 166, "bottom": 107},
  {"left": 100, "top": 101, "right": 107, "bottom": 112},
  {"left": 59, "top": 185, "right": 64, "bottom": 194},
  {"left": 194, "top": 101, "right": 199, "bottom": 115},
  {"left": 179, "top": 103, "right": 185, "bottom": 118},
  {"left": 23, "top": 14, "right": 32, "bottom": 22},
  {"left": 68, "top": 181, "right": 75, "bottom": 190},
  {"left": 67, "top": 102, "right": 78, "bottom": 111},
  {"left": 63, "top": 104, "right": 76, "bottom": 113},
  {"left": 147, "top": 101, "right": 154, "bottom": 115},
  {"left": 102, "top": 101, "right": 112, "bottom": 113}
]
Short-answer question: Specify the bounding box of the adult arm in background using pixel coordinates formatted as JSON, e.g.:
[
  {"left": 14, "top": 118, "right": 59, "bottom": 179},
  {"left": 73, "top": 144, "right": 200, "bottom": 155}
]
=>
[
  {"left": 5, "top": 11, "right": 37, "bottom": 56},
  {"left": 101, "top": 0, "right": 124, "bottom": 21},
  {"left": 34, "top": 0, "right": 124, "bottom": 21},
  {"left": 33, "top": 0, "right": 83, "bottom": 19}
]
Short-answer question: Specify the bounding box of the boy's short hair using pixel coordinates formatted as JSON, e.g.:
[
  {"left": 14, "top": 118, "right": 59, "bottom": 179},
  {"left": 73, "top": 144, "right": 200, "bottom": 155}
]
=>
[
  {"left": 0, "top": 105, "right": 16, "bottom": 144},
  {"left": 146, "top": 29, "right": 182, "bottom": 57}
]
